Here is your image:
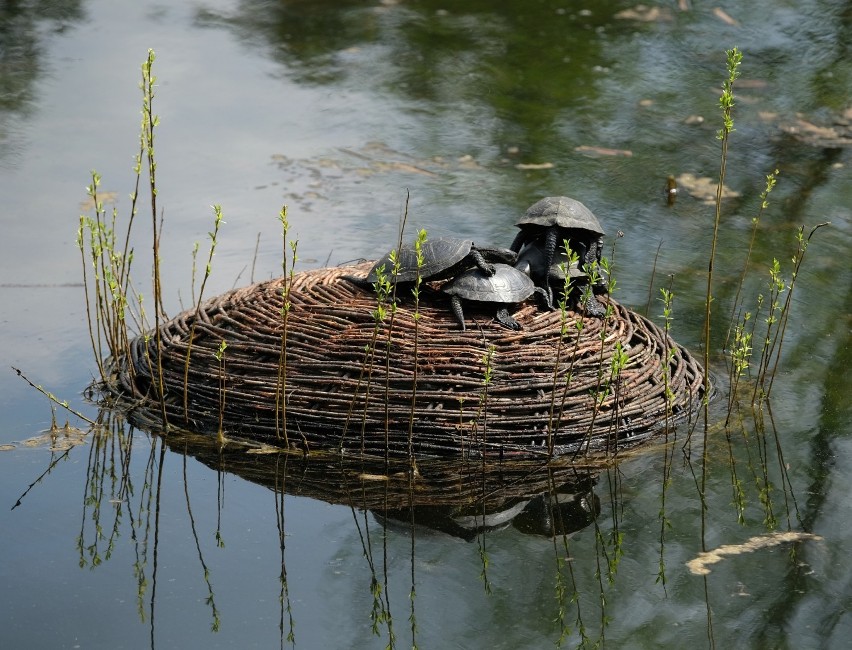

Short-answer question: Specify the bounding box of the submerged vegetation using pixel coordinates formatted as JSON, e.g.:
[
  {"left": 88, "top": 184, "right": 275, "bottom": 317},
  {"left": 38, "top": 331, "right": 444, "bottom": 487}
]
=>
[{"left": 11, "top": 46, "right": 831, "bottom": 648}]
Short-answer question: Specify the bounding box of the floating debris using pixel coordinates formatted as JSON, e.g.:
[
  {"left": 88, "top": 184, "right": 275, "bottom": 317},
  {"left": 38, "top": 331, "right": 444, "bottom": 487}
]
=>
[
  {"left": 712, "top": 7, "right": 739, "bottom": 26},
  {"left": 687, "top": 531, "right": 824, "bottom": 575},
  {"left": 675, "top": 172, "right": 741, "bottom": 203},
  {"left": 780, "top": 109, "right": 852, "bottom": 148},
  {"left": 515, "top": 162, "right": 555, "bottom": 170},
  {"left": 614, "top": 5, "right": 673, "bottom": 22},
  {"left": 19, "top": 426, "right": 89, "bottom": 452},
  {"left": 575, "top": 145, "right": 633, "bottom": 158}
]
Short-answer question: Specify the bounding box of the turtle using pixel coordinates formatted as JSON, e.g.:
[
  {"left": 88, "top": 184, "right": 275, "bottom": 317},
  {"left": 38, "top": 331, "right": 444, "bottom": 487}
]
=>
[
  {"left": 514, "top": 242, "right": 608, "bottom": 318},
  {"left": 509, "top": 197, "right": 606, "bottom": 306},
  {"left": 441, "top": 263, "right": 544, "bottom": 331},
  {"left": 343, "top": 237, "right": 517, "bottom": 290}
]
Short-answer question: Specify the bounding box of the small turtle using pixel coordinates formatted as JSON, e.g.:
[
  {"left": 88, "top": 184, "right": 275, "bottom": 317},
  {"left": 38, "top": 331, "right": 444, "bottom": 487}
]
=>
[
  {"left": 441, "top": 263, "right": 543, "bottom": 331},
  {"left": 343, "top": 237, "right": 516, "bottom": 289},
  {"left": 509, "top": 197, "right": 605, "bottom": 305},
  {"left": 515, "top": 243, "right": 608, "bottom": 318}
]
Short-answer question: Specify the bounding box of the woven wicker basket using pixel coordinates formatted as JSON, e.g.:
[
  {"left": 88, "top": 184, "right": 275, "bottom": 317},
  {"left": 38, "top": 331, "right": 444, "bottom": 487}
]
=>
[{"left": 110, "top": 263, "right": 706, "bottom": 461}]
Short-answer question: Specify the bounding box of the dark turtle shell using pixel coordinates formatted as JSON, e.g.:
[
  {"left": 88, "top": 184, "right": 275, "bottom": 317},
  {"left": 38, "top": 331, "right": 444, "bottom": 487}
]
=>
[
  {"left": 516, "top": 196, "right": 605, "bottom": 236},
  {"left": 442, "top": 263, "right": 535, "bottom": 303},
  {"left": 366, "top": 237, "right": 516, "bottom": 284},
  {"left": 366, "top": 237, "right": 475, "bottom": 284}
]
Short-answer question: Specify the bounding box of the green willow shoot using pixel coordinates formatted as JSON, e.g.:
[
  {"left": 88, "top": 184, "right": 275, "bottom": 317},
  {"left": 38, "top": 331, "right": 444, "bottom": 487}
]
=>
[
  {"left": 182, "top": 205, "right": 224, "bottom": 423},
  {"left": 276, "top": 205, "right": 298, "bottom": 444}
]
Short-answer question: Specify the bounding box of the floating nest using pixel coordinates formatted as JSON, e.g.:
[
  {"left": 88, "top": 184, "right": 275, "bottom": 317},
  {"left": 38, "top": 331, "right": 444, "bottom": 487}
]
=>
[{"left": 107, "top": 263, "right": 706, "bottom": 461}]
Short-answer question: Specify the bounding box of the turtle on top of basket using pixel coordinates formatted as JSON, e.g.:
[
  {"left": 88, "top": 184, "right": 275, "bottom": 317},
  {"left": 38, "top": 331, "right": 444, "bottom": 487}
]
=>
[{"left": 341, "top": 196, "right": 610, "bottom": 330}]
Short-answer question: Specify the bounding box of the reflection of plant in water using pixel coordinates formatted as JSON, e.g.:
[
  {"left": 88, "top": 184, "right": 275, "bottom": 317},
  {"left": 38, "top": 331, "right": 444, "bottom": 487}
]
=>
[
  {"left": 76, "top": 417, "right": 132, "bottom": 571},
  {"left": 272, "top": 454, "right": 296, "bottom": 645},
  {"left": 71, "top": 415, "right": 241, "bottom": 636},
  {"left": 182, "top": 448, "right": 221, "bottom": 632},
  {"left": 475, "top": 344, "right": 496, "bottom": 597},
  {"left": 655, "top": 283, "right": 678, "bottom": 593},
  {"left": 549, "top": 468, "right": 590, "bottom": 647}
]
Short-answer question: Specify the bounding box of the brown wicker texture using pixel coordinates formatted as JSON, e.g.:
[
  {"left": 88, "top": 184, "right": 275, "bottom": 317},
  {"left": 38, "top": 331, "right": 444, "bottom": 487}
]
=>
[{"left": 112, "top": 263, "right": 706, "bottom": 460}]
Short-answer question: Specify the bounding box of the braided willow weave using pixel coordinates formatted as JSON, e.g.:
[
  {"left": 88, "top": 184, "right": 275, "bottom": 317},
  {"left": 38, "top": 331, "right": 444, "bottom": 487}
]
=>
[{"left": 111, "top": 263, "right": 706, "bottom": 460}]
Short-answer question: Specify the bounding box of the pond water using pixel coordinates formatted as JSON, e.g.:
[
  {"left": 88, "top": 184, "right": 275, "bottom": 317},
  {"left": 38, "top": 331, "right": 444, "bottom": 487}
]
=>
[{"left": 1, "top": 1, "right": 850, "bottom": 648}]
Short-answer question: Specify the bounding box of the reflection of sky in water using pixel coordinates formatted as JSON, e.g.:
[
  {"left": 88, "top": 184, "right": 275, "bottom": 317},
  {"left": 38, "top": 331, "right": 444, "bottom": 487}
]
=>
[{"left": 0, "top": 0, "right": 850, "bottom": 648}]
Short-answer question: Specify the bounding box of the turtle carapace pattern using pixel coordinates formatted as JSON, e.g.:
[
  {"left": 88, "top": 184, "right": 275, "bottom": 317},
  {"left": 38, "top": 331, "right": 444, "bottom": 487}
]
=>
[
  {"left": 509, "top": 197, "right": 606, "bottom": 305},
  {"left": 441, "top": 263, "right": 543, "bottom": 331},
  {"left": 344, "top": 237, "right": 517, "bottom": 289}
]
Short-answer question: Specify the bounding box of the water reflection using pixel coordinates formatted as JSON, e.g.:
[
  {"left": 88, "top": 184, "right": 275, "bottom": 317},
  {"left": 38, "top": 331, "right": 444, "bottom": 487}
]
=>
[
  {"left": 0, "top": 1, "right": 84, "bottom": 159},
  {"left": 66, "top": 405, "right": 614, "bottom": 646},
  {"left": 193, "top": 1, "right": 616, "bottom": 160},
  {"left": 2, "top": 0, "right": 850, "bottom": 647},
  {"left": 9, "top": 341, "right": 832, "bottom": 647},
  {"left": 152, "top": 425, "right": 603, "bottom": 542}
]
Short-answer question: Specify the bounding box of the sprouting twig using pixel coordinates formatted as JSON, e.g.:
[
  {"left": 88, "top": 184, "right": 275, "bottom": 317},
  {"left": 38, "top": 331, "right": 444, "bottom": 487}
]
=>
[{"left": 12, "top": 367, "right": 96, "bottom": 425}]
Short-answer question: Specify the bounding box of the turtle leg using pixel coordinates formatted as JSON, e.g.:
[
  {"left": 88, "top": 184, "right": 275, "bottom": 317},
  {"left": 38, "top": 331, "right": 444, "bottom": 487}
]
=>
[
  {"left": 542, "top": 227, "right": 560, "bottom": 307},
  {"left": 450, "top": 295, "right": 467, "bottom": 331},
  {"left": 495, "top": 307, "right": 521, "bottom": 330},
  {"left": 533, "top": 286, "right": 553, "bottom": 311},
  {"left": 575, "top": 240, "right": 590, "bottom": 270},
  {"left": 509, "top": 230, "right": 528, "bottom": 253},
  {"left": 543, "top": 227, "right": 559, "bottom": 268},
  {"left": 469, "top": 248, "right": 496, "bottom": 275}
]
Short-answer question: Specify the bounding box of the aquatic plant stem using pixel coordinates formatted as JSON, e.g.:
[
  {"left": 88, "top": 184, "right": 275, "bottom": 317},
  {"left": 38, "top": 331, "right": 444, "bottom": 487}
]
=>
[
  {"left": 702, "top": 46, "right": 742, "bottom": 549},
  {"left": 724, "top": 169, "right": 779, "bottom": 353},
  {"left": 12, "top": 367, "right": 96, "bottom": 426},
  {"left": 182, "top": 205, "right": 224, "bottom": 423},
  {"left": 762, "top": 222, "right": 829, "bottom": 399},
  {"left": 644, "top": 240, "right": 664, "bottom": 318},
  {"left": 406, "top": 227, "right": 426, "bottom": 649},
  {"left": 140, "top": 49, "right": 169, "bottom": 430},
  {"left": 546, "top": 241, "right": 580, "bottom": 455},
  {"left": 275, "top": 206, "right": 298, "bottom": 444},
  {"left": 77, "top": 214, "right": 105, "bottom": 382}
]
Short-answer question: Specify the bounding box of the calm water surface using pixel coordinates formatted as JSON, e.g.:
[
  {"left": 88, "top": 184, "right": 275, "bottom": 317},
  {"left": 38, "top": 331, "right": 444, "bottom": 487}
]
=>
[{"left": 1, "top": 1, "right": 850, "bottom": 648}]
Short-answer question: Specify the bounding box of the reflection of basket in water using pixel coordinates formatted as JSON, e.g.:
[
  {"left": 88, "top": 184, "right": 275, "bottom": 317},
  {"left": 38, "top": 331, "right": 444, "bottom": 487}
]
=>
[
  {"left": 112, "top": 263, "right": 706, "bottom": 460},
  {"left": 161, "top": 430, "right": 602, "bottom": 540}
]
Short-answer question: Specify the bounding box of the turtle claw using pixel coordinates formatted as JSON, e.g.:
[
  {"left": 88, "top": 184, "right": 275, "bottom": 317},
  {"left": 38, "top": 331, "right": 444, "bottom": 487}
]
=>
[
  {"left": 495, "top": 307, "right": 521, "bottom": 330},
  {"left": 470, "top": 248, "right": 497, "bottom": 276},
  {"left": 582, "top": 295, "right": 608, "bottom": 318}
]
